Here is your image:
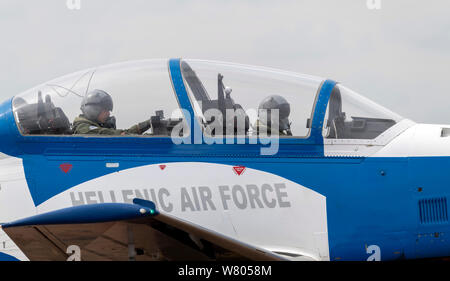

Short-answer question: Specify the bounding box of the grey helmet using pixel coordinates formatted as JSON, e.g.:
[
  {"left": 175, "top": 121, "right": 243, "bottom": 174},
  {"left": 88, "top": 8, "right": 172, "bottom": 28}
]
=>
[
  {"left": 80, "top": 89, "right": 113, "bottom": 121},
  {"left": 258, "top": 95, "right": 291, "bottom": 131}
]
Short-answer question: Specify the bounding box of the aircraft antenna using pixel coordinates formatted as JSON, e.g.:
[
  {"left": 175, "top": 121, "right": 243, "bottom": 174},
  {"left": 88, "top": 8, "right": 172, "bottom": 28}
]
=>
[
  {"left": 47, "top": 84, "right": 84, "bottom": 98},
  {"left": 84, "top": 70, "right": 97, "bottom": 97},
  {"left": 45, "top": 70, "right": 94, "bottom": 98}
]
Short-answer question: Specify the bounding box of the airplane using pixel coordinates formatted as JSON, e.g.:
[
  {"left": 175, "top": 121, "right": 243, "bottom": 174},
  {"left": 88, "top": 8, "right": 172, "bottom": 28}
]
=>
[{"left": 0, "top": 58, "right": 448, "bottom": 261}]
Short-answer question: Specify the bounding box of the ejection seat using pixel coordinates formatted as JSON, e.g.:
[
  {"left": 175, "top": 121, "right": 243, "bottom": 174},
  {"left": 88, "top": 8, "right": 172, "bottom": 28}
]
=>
[{"left": 14, "top": 92, "right": 72, "bottom": 135}]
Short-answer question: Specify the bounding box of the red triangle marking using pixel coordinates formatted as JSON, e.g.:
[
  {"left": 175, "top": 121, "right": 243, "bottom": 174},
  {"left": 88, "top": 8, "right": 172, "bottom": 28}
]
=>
[
  {"left": 233, "top": 166, "right": 246, "bottom": 176},
  {"left": 60, "top": 163, "right": 73, "bottom": 174},
  {"left": 159, "top": 165, "right": 166, "bottom": 170}
]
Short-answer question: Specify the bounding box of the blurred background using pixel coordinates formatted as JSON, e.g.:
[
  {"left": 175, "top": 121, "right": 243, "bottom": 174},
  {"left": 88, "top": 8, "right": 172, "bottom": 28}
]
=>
[{"left": 0, "top": 0, "right": 448, "bottom": 123}]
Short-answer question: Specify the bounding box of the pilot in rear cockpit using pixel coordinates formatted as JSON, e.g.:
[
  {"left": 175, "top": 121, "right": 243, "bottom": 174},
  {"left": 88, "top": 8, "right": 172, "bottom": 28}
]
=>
[
  {"left": 73, "top": 89, "right": 151, "bottom": 135},
  {"left": 255, "top": 95, "right": 292, "bottom": 136}
]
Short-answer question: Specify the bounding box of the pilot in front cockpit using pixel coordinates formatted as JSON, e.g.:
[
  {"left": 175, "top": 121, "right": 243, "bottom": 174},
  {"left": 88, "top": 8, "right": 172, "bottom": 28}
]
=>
[
  {"left": 255, "top": 95, "right": 292, "bottom": 136},
  {"left": 73, "top": 89, "right": 152, "bottom": 135}
]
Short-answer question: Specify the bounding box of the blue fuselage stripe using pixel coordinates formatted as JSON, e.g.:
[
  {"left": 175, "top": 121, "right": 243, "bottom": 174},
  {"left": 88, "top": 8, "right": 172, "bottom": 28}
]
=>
[
  {"left": 310, "top": 80, "right": 336, "bottom": 144},
  {"left": 169, "top": 58, "right": 197, "bottom": 143},
  {"left": 0, "top": 252, "right": 20, "bottom": 261}
]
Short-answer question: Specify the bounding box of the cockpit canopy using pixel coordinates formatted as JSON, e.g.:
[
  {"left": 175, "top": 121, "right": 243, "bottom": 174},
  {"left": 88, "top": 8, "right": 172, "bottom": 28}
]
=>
[
  {"left": 11, "top": 58, "right": 403, "bottom": 140},
  {"left": 323, "top": 84, "right": 402, "bottom": 139},
  {"left": 12, "top": 60, "right": 184, "bottom": 137}
]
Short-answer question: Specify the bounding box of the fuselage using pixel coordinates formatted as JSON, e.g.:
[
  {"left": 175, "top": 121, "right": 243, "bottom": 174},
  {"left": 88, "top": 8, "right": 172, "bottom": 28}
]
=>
[
  {"left": 0, "top": 122, "right": 449, "bottom": 261},
  {"left": 1, "top": 58, "right": 449, "bottom": 261}
]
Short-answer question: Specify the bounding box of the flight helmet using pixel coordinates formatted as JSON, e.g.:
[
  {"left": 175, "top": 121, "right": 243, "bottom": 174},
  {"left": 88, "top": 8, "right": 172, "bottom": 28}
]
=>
[
  {"left": 258, "top": 95, "right": 291, "bottom": 131},
  {"left": 81, "top": 89, "right": 113, "bottom": 121}
]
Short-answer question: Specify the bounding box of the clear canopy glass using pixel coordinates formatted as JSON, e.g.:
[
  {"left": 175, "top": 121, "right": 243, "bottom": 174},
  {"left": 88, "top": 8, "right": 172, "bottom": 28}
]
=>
[
  {"left": 181, "top": 59, "right": 324, "bottom": 138},
  {"left": 12, "top": 59, "right": 184, "bottom": 137},
  {"left": 323, "top": 84, "right": 403, "bottom": 139},
  {"left": 11, "top": 58, "right": 404, "bottom": 142}
]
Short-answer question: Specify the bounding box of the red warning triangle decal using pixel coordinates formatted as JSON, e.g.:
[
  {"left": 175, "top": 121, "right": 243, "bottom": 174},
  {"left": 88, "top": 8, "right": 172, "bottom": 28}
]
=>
[
  {"left": 233, "top": 166, "right": 246, "bottom": 176},
  {"left": 60, "top": 163, "right": 73, "bottom": 173}
]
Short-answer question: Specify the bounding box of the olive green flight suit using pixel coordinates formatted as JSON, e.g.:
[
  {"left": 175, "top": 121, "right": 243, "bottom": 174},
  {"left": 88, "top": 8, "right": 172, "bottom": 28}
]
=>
[
  {"left": 72, "top": 115, "right": 151, "bottom": 135},
  {"left": 254, "top": 120, "right": 289, "bottom": 136}
]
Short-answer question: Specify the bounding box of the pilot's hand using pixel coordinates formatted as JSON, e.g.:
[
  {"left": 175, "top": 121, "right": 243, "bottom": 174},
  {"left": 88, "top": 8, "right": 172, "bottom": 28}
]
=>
[{"left": 137, "top": 120, "right": 152, "bottom": 134}]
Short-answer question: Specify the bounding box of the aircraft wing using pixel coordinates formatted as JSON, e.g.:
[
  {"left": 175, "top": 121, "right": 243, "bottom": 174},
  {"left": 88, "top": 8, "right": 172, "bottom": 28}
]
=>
[{"left": 1, "top": 199, "right": 293, "bottom": 261}]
